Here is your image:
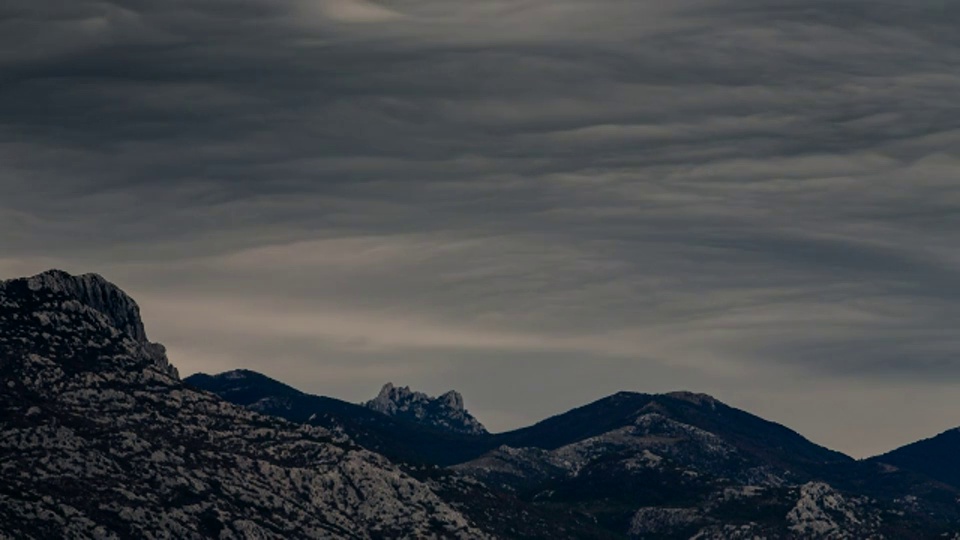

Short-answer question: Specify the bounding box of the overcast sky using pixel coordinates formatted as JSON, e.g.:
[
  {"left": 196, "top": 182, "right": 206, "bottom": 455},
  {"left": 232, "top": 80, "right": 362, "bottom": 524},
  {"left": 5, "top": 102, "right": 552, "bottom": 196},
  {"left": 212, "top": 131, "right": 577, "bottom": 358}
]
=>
[{"left": 3, "top": 0, "right": 960, "bottom": 457}]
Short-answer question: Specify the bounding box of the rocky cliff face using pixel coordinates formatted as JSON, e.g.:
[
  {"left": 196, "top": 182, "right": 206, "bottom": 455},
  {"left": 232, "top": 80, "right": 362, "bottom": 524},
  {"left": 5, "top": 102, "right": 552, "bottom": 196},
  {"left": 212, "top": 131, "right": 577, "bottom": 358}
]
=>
[
  {"left": 365, "top": 382, "right": 488, "bottom": 436},
  {"left": 0, "top": 270, "right": 486, "bottom": 539},
  {"left": 23, "top": 270, "right": 150, "bottom": 342},
  {"left": 5, "top": 269, "right": 178, "bottom": 378}
]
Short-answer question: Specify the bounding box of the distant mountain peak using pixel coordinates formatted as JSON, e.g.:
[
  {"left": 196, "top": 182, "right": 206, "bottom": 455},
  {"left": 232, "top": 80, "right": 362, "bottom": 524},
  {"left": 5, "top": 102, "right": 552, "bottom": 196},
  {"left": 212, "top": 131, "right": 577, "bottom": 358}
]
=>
[
  {"left": 221, "top": 368, "right": 258, "bottom": 380},
  {"left": 1, "top": 269, "right": 177, "bottom": 378},
  {"left": 665, "top": 391, "right": 719, "bottom": 407},
  {"left": 365, "top": 382, "right": 487, "bottom": 435}
]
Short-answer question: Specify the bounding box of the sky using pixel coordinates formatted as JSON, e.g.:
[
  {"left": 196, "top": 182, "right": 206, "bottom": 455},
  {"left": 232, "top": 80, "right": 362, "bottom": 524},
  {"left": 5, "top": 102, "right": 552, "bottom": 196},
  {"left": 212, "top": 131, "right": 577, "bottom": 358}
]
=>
[{"left": 2, "top": 0, "right": 960, "bottom": 458}]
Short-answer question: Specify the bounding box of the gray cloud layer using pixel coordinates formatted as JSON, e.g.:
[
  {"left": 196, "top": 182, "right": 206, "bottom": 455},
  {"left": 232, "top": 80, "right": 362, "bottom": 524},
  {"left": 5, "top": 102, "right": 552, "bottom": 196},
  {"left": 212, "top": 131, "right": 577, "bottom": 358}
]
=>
[{"left": 2, "top": 0, "right": 960, "bottom": 456}]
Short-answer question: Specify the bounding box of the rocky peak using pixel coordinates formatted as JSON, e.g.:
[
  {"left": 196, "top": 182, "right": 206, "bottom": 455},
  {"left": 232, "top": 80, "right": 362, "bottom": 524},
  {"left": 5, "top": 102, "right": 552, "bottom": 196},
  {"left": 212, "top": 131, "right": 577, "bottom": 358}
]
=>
[
  {"left": 439, "top": 389, "right": 465, "bottom": 411},
  {"left": 365, "top": 383, "right": 487, "bottom": 435},
  {"left": 21, "top": 269, "right": 149, "bottom": 342},
  {"left": 1, "top": 269, "right": 177, "bottom": 378}
]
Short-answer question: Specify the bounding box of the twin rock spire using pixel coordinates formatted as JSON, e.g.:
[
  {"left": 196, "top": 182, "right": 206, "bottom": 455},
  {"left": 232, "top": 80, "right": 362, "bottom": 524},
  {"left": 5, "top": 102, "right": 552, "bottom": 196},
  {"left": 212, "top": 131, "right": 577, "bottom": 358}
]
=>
[{"left": 365, "top": 382, "right": 488, "bottom": 435}]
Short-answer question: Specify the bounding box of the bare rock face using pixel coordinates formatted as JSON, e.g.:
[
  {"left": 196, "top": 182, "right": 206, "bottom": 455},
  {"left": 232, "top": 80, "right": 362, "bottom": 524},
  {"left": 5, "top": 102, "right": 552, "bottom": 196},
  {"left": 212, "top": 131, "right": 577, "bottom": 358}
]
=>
[
  {"left": 0, "top": 270, "right": 487, "bottom": 540},
  {"left": 25, "top": 269, "right": 149, "bottom": 342},
  {"left": 6, "top": 269, "right": 178, "bottom": 378},
  {"left": 365, "top": 382, "right": 488, "bottom": 435}
]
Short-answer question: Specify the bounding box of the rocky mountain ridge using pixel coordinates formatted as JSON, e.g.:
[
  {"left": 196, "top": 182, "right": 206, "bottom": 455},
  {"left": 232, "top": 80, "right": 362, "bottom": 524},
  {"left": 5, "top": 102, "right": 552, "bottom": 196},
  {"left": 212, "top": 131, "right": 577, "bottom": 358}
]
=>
[
  {"left": 364, "top": 382, "right": 488, "bottom": 436},
  {"left": 3, "top": 270, "right": 178, "bottom": 378},
  {"left": 0, "top": 270, "right": 485, "bottom": 539},
  {"left": 196, "top": 370, "right": 960, "bottom": 538},
  {"left": 185, "top": 370, "right": 494, "bottom": 467}
]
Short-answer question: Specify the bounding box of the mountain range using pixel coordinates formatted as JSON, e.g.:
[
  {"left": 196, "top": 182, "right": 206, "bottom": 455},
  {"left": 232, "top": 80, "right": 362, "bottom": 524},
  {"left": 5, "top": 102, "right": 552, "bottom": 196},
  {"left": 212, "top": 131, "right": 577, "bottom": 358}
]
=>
[
  {"left": 187, "top": 370, "right": 960, "bottom": 538},
  {"left": 4, "top": 270, "right": 960, "bottom": 539}
]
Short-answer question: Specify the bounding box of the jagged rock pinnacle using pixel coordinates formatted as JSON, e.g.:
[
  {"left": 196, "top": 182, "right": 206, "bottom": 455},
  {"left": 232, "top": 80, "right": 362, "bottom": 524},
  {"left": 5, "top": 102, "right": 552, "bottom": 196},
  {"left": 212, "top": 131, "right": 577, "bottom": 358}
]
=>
[{"left": 365, "top": 382, "right": 487, "bottom": 435}]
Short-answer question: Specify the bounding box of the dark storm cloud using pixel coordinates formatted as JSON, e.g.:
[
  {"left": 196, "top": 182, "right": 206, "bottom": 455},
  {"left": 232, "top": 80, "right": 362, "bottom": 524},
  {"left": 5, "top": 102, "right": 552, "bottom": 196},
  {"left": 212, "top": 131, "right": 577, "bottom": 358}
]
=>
[{"left": 2, "top": 0, "right": 960, "bottom": 455}]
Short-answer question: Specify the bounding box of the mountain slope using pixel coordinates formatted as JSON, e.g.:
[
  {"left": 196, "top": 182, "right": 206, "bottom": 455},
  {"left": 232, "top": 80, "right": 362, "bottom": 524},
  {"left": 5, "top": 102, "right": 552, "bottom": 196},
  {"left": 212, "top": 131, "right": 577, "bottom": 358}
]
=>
[
  {"left": 0, "top": 270, "right": 486, "bottom": 539},
  {"left": 494, "top": 391, "right": 852, "bottom": 473},
  {"left": 451, "top": 392, "right": 960, "bottom": 538},
  {"left": 197, "top": 369, "right": 960, "bottom": 538},
  {"left": 452, "top": 392, "right": 863, "bottom": 537},
  {"left": 186, "top": 370, "right": 496, "bottom": 466},
  {"left": 869, "top": 428, "right": 960, "bottom": 488},
  {"left": 191, "top": 373, "right": 850, "bottom": 472},
  {"left": 185, "top": 372, "right": 618, "bottom": 538}
]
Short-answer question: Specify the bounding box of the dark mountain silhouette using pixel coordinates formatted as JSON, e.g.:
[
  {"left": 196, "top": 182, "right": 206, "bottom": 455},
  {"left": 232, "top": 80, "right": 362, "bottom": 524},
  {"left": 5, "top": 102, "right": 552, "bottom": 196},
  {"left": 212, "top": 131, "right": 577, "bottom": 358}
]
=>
[
  {"left": 193, "top": 369, "right": 960, "bottom": 538},
  {"left": 185, "top": 369, "right": 496, "bottom": 466},
  {"left": 869, "top": 428, "right": 960, "bottom": 488}
]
